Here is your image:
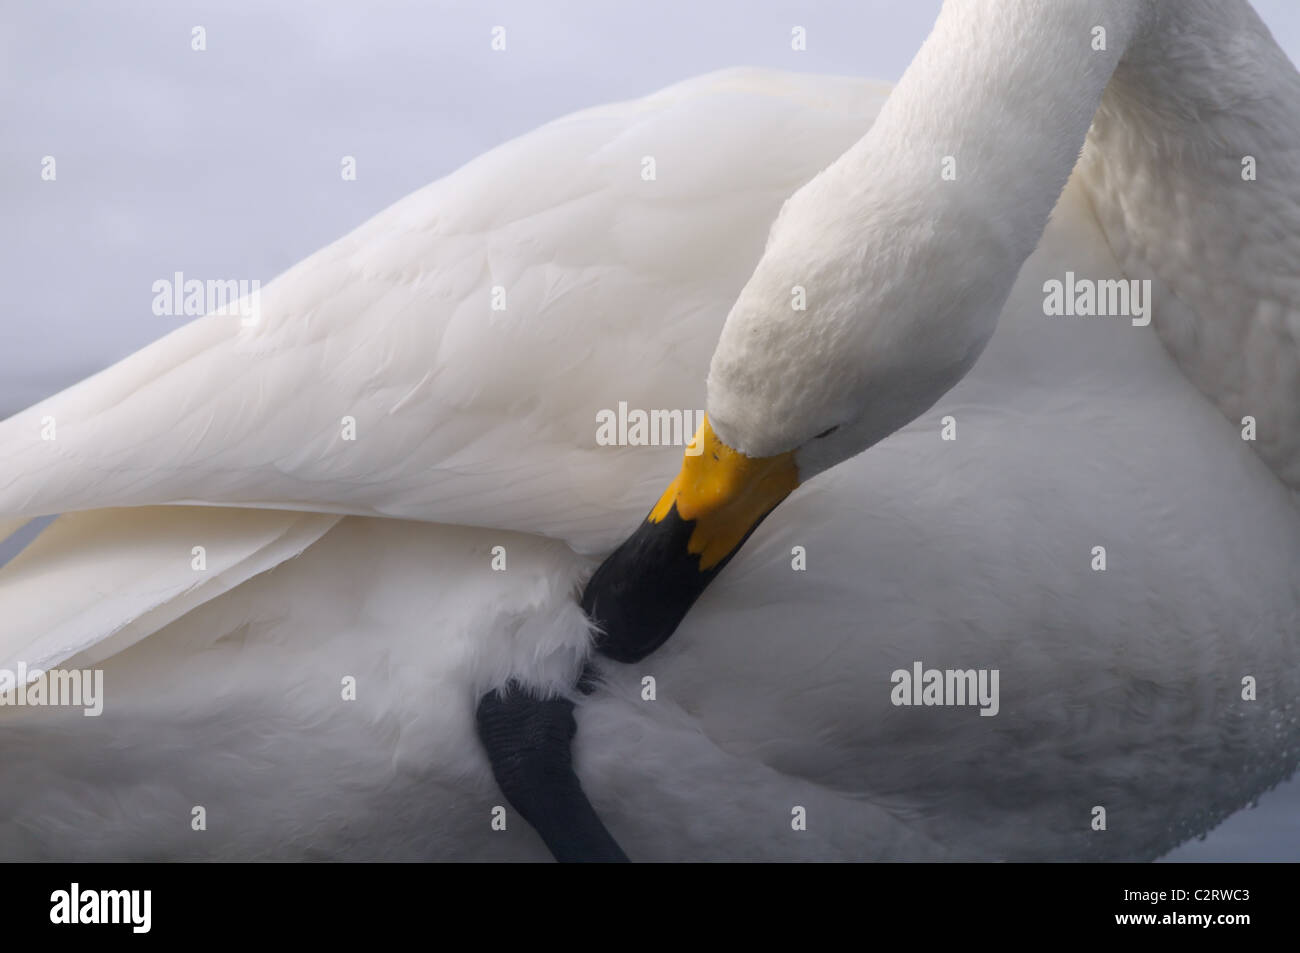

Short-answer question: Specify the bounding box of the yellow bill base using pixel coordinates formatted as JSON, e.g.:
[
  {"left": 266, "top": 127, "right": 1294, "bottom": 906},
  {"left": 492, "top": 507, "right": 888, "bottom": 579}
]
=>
[{"left": 648, "top": 415, "right": 799, "bottom": 570}]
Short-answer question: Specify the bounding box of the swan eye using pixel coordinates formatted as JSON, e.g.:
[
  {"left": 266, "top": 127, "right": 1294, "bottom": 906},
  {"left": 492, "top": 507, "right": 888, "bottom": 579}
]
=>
[{"left": 813, "top": 426, "right": 839, "bottom": 440}]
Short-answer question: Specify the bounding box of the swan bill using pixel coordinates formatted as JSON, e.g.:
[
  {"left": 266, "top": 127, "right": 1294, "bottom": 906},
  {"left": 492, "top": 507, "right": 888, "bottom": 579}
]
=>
[{"left": 582, "top": 416, "right": 798, "bottom": 663}]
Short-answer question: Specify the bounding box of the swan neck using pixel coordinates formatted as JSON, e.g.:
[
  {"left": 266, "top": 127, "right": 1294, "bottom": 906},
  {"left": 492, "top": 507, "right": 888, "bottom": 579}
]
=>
[
  {"left": 1080, "top": 0, "right": 1300, "bottom": 489},
  {"left": 877, "top": 0, "right": 1144, "bottom": 264}
]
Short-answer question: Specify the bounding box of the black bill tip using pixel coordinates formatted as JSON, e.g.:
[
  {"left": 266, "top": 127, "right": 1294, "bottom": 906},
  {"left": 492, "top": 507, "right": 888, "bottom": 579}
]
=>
[{"left": 581, "top": 501, "right": 769, "bottom": 664}]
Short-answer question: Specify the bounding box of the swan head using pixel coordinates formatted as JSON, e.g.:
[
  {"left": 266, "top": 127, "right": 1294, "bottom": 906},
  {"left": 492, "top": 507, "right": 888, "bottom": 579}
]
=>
[{"left": 582, "top": 134, "right": 1017, "bottom": 663}]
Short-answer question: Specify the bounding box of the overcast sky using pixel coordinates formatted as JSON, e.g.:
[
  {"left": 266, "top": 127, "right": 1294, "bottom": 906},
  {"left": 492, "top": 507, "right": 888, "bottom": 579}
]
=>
[{"left": 3, "top": 1, "right": 1299, "bottom": 859}]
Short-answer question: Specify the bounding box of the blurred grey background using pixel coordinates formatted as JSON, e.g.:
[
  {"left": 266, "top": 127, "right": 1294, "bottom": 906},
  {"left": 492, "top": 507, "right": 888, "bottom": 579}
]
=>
[{"left": 1, "top": 0, "right": 1297, "bottom": 860}]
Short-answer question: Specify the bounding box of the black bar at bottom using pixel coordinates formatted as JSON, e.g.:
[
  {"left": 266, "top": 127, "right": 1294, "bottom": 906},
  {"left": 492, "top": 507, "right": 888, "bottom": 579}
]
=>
[{"left": 8, "top": 861, "right": 1288, "bottom": 940}]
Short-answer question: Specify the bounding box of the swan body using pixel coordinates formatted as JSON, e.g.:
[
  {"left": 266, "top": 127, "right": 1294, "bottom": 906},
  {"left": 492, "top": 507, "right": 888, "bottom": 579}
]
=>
[{"left": 2, "top": 0, "right": 1298, "bottom": 860}]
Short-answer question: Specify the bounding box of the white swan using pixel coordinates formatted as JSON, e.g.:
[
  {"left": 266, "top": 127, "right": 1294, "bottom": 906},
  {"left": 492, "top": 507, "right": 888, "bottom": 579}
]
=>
[{"left": 1, "top": 0, "right": 1297, "bottom": 860}]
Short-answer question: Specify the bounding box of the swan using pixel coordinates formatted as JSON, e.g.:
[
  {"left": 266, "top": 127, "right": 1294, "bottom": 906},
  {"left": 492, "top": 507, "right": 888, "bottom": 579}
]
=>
[{"left": 1, "top": 0, "right": 1297, "bottom": 861}]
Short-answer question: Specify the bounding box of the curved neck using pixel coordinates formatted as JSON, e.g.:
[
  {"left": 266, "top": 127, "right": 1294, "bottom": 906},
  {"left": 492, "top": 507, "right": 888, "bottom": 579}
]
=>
[
  {"left": 864, "top": 0, "right": 1299, "bottom": 487},
  {"left": 859, "top": 0, "right": 1147, "bottom": 277},
  {"left": 1080, "top": 1, "right": 1300, "bottom": 490},
  {"left": 712, "top": 0, "right": 1300, "bottom": 484}
]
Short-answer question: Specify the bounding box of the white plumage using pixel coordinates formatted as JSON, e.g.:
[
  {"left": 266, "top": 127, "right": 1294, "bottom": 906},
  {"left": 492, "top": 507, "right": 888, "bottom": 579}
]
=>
[{"left": 1, "top": 0, "right": 1297, "bottom": 860}]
